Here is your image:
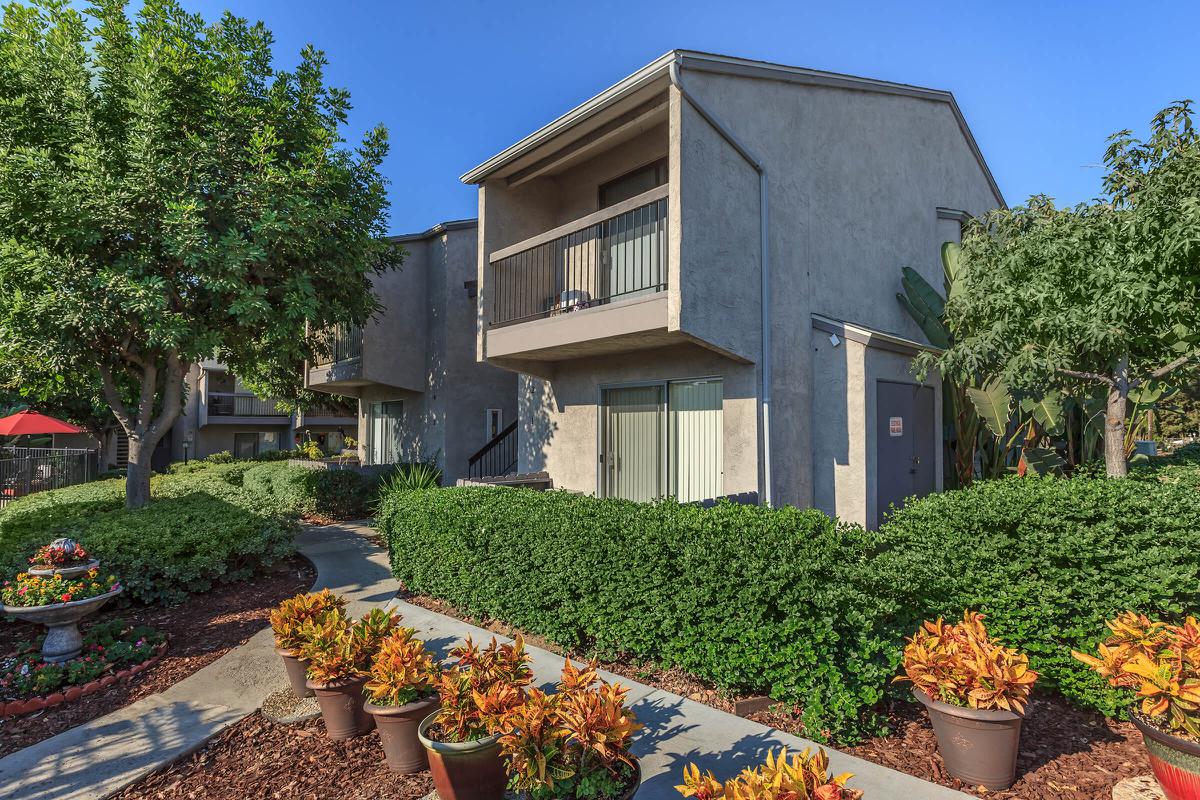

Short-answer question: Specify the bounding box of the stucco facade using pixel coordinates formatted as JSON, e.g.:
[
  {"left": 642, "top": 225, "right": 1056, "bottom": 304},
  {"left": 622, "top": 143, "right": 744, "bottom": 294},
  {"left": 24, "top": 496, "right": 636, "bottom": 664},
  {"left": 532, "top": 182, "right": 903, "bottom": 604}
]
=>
[
  {"left": 305, "top": 220, "right": 518, "bottom": 484},
  {"left": 463, "top": 51, "right": 1001, "bottom": 524}
]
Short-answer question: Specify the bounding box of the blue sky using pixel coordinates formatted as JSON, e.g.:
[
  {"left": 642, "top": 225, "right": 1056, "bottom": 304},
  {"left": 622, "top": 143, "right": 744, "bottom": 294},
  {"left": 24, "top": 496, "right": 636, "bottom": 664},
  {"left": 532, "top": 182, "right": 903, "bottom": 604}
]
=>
[{"left": 176, "top": 0, "right": 1195, "bottom": 235}]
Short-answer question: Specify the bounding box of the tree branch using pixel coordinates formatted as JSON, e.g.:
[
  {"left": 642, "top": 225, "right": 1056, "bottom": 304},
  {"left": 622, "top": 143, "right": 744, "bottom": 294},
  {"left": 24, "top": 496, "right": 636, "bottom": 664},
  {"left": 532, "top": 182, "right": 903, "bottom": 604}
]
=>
[
  {"left": 145, "top": 349, "right": 186, "bottom": 444},
  {"left": 1148, "top": 353, "right": 1195, "bottom": 381},
  {"left": 1057, "top": 367, "right": 1116, "bottom": 386},
  {"left": 98, "top": 364, "right": 134, "bottom": 435}
]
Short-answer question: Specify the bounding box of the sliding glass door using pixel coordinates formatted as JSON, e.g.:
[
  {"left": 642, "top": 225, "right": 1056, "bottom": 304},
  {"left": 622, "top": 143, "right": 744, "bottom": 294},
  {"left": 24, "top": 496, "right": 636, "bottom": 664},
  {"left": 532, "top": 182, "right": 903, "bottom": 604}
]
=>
[
  {"left": 601, "top": 378, "right": 722, "bottom": 503},
  {"left": 367, "top": 400, "right": 404, "bottom": 465}
]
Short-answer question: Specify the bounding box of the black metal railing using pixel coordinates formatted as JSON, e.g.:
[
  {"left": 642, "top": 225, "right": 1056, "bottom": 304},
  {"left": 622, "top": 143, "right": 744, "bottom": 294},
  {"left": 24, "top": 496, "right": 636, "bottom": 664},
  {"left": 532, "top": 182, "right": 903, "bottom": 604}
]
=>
[
  {"left": 467, "top": 420, "right": 517, "bottom": 479},
  {"left": 489, "top": 190, "right": 668, "bottom": 327},
  {"left": 209, "top": 392, "right": 286, "bottom": 417},
  {"left": 314, "top": 323, "right": 363, "bottom": 365},
  {"left": 0, "top": 448, "right": 94, "bottom": 508}
]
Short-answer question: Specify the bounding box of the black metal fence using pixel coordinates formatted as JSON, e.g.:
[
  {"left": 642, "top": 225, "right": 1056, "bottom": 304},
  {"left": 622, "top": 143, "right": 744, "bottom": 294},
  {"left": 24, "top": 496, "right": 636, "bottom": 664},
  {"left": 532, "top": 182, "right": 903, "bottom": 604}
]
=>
[
  {"left": 0, "top": 447, "right": 95, "bottom": 508},
  {"left": 467, "top": 420, "right": 517, "bottom": 479},
  {"left": 490, "top": 194, "right": 668, "bottom": 327},
  {"left": 313, "top": 323, "right": 363, "bottom": 365}
]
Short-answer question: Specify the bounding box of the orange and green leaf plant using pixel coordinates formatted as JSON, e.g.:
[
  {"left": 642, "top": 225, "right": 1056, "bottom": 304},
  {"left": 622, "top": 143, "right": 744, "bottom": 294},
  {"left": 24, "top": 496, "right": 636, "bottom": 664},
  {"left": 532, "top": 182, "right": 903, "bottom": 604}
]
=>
[{"left": 676, "top": 747, "right": 863, "bottom": 800}]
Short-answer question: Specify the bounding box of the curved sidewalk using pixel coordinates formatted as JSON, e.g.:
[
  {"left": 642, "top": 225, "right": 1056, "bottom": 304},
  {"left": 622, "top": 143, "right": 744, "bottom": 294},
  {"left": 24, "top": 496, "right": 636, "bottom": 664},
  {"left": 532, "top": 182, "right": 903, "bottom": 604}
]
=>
[{"left": 0, "top": 522, "right": 965, "bottom": 800}]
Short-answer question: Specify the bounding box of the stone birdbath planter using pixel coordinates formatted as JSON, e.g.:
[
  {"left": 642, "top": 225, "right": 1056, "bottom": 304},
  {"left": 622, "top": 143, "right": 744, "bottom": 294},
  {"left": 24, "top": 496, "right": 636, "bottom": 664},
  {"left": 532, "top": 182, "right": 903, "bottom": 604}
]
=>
[
  {"left": 3, "top": 586, "right": 123, "bottom": 662},
  {"left": 3, "top": 539, "right": 123, "bottom": 663}
]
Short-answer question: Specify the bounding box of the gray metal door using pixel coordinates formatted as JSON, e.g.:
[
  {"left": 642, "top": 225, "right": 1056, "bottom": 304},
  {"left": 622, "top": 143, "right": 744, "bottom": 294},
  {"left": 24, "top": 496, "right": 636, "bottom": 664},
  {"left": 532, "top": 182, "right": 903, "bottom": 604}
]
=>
[{"left": 876, "top": 381, "right": 936, "bottom": 523}]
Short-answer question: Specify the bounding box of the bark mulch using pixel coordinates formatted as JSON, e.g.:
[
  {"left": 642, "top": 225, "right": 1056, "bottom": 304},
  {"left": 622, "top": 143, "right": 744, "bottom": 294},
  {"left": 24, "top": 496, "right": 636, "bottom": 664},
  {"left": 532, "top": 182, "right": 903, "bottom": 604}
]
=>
[
  {"left": 116, "top": 712, "right": 433, "bottom": 800},
  {"left": 399, "top": 590, "right": 1150, "bottom": 800},
  {"left": 0, "top": 555, "right": 314, "bottom": 757}
]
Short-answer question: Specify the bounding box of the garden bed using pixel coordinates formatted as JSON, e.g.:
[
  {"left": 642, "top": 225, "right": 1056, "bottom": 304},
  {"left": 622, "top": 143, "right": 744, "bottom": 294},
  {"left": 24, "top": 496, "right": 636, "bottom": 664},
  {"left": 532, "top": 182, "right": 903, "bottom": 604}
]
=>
[
  {"left": 400, "top": 589, "right": 1152, "bottom": 800},
  {"left": 0, "top": 554, "right": 313, "bottom": 757},
  {"left": 115, "top": 711, "right": 433, "bottom": 800}
]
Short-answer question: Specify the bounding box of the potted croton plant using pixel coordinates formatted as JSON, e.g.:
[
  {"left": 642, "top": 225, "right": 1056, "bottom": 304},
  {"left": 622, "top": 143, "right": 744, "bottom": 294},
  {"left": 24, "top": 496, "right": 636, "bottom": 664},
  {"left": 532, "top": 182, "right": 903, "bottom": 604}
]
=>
[
  {"left": 363, "top": 626, "right": 442, "bottom": 773},
  {"left": 418, "top": 635, "right": 532, "bottom": 800},
  {"left": 496, "top": 659, "right": 642, "bottom": 800},
  {"left": 896, "top": 610, "right": 1037, "bottom": 791},
  {"left": 1074, "top": 612, "right": 1200, "bottom": 800},
  {"left": 301, "top": 607, "right": 400, "bottom": 739},
  {"left": 676, "top": 746, "right": 863, "bottom": 799},
  {"left": 269, "top": 589, "right": 347, "bottom": 698}
]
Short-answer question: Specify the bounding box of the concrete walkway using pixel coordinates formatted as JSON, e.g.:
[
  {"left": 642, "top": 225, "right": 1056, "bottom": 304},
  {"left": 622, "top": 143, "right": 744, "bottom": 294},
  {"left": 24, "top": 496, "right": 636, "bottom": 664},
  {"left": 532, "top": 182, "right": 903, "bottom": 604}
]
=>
[{"left": 0, "top": 522, "right": 964, "bottom": 800}]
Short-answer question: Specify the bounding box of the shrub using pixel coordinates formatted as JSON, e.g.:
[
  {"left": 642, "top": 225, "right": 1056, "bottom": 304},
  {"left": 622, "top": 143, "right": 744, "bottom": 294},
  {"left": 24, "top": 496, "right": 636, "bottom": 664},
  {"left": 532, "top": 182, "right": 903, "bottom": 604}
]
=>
[
  {"left": 0, "top": 468, "right": 296, "bottom": 603},
  {"left": 270, "top": 589, "right": 348, "bottom": 652},
  {"left": 677, "top": 748, "right": 863, "bottom": 800},
  {"left": 381, "top": 488, "right": 900, "bottom": 742},
  {"left": 364, "top": 627, "right": 440, "bottom": 707},
  {"left": 432, "top": 634, "right": 533, "bottom": 743},
  {"left": 875, "top": 475, "right": 1200, "bottom": 719},
  {"left": 1073, "top": 612, "right": 1200, "bottom": 737},
  {"left": 241, "top": 462, "right": 373, "bottom": 520},
  {"left": 204, "top": 450, "right": 234, "bottom": 464},
  {"left": 896, "top": 611, "right": 1037, "bottom": 712}
]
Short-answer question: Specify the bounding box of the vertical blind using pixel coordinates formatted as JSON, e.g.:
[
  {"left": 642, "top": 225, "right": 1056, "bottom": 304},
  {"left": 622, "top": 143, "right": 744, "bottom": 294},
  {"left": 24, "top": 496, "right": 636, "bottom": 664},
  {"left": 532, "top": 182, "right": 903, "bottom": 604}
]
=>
[
  {"left": 602, "top": 378, "right": 723, "bottom": 503},
  {"left": 368, "top": 400, "right": 404, "bottom": 465}
]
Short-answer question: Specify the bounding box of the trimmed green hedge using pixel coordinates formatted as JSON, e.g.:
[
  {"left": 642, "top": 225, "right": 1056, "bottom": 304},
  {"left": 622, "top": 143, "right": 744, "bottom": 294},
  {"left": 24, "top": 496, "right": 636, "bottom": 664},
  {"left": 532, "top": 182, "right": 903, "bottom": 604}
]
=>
[
  {"left": 0, "top": 466, "right": 296, "bottom": 604},
  {"left": 241, "top": 462, "right": 374, "bottom": 520},
  {"left": 874, "top": 474, "right": 1200, "bottom": 719},
  {"left": 379, "top": 487, "right": 907, "bottom": 742},
  {"left": 379, "top": 469, "right": 1200, "bottom": 743}
]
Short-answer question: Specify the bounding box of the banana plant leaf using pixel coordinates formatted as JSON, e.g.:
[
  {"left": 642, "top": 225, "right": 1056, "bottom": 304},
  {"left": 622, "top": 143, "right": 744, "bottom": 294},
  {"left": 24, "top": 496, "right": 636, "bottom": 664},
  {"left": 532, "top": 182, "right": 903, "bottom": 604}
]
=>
[
  {"left": 1022, "top": 447, "right": 1065, "bottom": 476},
  {"left": 967, "top": 378, "right": 1012, "bottom": 439},
  {"left": 1020, "top": 393, "right": 1065, "bottom": 436}
]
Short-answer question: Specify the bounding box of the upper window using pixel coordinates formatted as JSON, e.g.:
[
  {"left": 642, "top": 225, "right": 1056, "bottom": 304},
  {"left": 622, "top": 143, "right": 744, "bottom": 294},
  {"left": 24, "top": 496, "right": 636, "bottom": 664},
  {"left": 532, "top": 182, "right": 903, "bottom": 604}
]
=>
[{"left": 598, "top": 158, "right": 668, "bottom": 209}]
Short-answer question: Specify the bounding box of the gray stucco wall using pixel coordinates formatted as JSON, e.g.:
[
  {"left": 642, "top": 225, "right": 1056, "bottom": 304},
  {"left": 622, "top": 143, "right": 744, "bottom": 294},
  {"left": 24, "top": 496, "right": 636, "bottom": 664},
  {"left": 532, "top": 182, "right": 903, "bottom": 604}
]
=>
[
  {"left": 358, "top": 224, "right": 517, "bottom": 484},
  {"left": 676, "top": 69, "right": 998, "bottom": 510},
  {"left": 517, "top": 342, "right": 757, "bottom": 497},
  {"left": 809, "top": 329, "right": 942, "bottom": 528},
  {"left": 362, "top": 238, "right": 428, "bottom": 392}
]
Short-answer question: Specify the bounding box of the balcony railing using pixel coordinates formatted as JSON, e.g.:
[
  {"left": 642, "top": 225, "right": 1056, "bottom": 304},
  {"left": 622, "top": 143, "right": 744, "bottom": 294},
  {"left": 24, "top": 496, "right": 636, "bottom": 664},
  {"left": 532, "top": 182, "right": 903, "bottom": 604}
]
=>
[
  {"left": 489, "top": 185, "right": 668, "bottom": 327},
  {"left": 209, "top": 392, "right": 287, "bottom": 417},
  {"left": 314, "top": 323, "right": 363, "bottom": 365}
]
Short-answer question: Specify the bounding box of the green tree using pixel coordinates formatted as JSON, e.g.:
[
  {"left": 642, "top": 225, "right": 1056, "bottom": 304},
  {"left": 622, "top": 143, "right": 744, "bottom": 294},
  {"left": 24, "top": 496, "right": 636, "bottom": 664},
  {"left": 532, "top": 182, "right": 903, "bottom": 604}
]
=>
[
  {"left": 923, "top": 102, "right": 1200, "bottom": 477},
  {"left": 0, "top": 0, "right": 400, "bottom": 507}
]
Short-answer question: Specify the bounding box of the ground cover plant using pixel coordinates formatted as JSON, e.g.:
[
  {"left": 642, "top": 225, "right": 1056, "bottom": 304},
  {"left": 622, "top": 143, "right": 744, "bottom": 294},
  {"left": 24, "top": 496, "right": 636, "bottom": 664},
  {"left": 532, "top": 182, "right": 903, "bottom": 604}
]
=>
[
  {"left": 0, "top": 465, "right": 296, "bottom": 603},
  {"left": 0, "top": 618, "right": 165, "bottom": 700}
]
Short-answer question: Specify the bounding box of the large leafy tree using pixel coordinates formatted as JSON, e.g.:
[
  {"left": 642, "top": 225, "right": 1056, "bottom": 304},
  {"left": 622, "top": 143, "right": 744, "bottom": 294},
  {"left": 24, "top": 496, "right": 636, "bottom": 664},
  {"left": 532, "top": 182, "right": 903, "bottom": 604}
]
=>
[
  {"left": 926, "top": 102, "right": 1200, "bottom": 477},
  {"left": 0, "top": 0, "right": 400, "bottom": 507}
]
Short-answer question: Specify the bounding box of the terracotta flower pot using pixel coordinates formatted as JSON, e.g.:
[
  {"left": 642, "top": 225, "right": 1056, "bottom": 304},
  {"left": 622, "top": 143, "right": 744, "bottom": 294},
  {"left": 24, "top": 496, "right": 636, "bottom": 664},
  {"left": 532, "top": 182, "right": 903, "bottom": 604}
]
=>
[
  {"left": 275, "top": 648, "right": 314, "bottom": 698},
  {"left": 364, "top": 695, "right": 440, "bottom": 773},
  {"left": 1131, "top": 713, "right": 1200, "bottom": 800},
  {"left": 913, "top": 688, "right": 1024, "bottom": 790},
  {"left": 306, "top": 675, "right": 374, "bottom": 739},
  {"left": 418, "top": 711, "right": 506, "bottom": 800}
]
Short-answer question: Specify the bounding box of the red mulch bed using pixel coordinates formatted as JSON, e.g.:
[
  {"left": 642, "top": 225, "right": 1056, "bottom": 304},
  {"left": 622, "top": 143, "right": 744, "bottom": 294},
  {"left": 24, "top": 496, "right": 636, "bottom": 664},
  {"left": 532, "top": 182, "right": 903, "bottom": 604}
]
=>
[
  {"left": 116, "top": 712, "right": 433, "bottom": 800},
  {"left": 0, "top": 555, "right": 314, "bottom": 757},
  {"left": 399, "top": 590, "right": 1150, "bottom": 799}
]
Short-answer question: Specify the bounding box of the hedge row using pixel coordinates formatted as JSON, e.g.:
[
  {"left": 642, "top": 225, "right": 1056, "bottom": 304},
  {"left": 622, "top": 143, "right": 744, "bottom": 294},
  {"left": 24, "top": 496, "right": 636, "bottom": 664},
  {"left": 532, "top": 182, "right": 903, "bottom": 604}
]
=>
[
  {"left": 379, "top": 487, "right": 906, "bottom": 742},
  {"left": 0, "top": 465, "right": 296, "bottom": 604},
  {"left": 240, "top": 462, "right": 375, "bottom": 520},
  {"left": 379, "top": 466, "right": 1200, "bottom": 743}
]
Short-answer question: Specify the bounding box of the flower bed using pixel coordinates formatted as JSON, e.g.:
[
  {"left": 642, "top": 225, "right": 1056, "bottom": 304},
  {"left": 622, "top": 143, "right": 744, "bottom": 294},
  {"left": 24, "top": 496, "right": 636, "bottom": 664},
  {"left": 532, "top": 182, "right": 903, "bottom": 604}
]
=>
[
  {"left": 0, "top": 619, "right": 167, "bottom": 715},
  {"left": 2, "top": 569, "right": 121, "bottom": 607}
]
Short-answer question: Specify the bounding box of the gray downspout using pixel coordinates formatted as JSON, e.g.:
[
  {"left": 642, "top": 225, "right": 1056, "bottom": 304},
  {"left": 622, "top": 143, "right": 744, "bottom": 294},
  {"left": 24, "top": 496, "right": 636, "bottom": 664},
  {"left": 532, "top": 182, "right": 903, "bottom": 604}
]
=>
[{"left": 668, "top": 57, "right": 773, "bottom": 507}]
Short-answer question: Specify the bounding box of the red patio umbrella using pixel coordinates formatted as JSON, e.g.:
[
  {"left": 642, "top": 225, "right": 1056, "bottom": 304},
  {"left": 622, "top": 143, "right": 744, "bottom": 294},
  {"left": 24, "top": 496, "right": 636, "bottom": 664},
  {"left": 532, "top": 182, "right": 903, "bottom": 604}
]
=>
[{"left": 0, "top": 410, "right": 84, "bottom": 436}]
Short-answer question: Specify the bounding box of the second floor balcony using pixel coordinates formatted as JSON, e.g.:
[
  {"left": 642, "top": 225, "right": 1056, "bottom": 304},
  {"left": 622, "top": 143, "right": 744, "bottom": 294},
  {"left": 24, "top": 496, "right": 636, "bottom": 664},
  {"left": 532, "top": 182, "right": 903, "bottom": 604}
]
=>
[
  {"left": 206, "top": 392, "right": 288, "bottom": 423},
  {"left": 483, "top": 186, "right": 673, "bottom": 365}
]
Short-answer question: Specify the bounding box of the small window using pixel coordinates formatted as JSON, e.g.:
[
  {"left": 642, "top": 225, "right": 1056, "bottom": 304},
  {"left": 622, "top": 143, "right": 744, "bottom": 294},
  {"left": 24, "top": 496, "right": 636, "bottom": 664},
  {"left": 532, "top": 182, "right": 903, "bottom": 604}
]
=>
[
  {"left": 598, "top": 158, "right": 668, "bottom": 209},
  {"left": 233, "top": 432, "right": 258, "bottom": 459}
]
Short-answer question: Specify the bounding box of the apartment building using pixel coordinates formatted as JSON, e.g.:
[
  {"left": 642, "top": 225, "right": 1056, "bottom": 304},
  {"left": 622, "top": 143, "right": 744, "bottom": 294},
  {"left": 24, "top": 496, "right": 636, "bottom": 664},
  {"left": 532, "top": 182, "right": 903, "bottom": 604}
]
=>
[
  {"left": 171, "top": 362, "right": 356, "bottom": 461},
  {"left": 462, "top": 50, "right": 1003, "bottom": 527},
  {"left": 304, "top": 220, "right": 518, "bottom": 484}
]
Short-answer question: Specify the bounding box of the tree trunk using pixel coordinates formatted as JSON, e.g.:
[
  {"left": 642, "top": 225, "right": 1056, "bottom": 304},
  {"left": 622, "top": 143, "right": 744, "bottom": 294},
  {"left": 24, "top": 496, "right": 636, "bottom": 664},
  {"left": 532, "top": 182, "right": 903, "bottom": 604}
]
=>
[
  {"left": 125, "top": 436, "right": 153, "bottom": 510},
  {"left": 1104, "top": 383, "right": 1129, "bottom": 478}
]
